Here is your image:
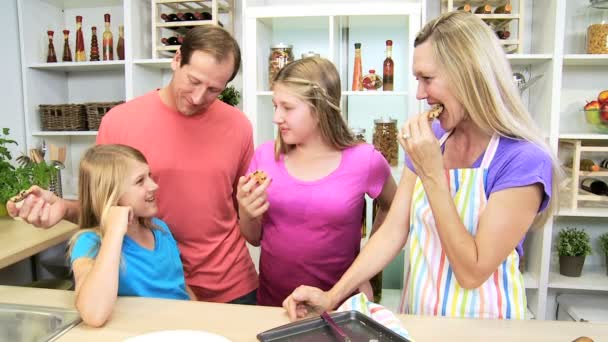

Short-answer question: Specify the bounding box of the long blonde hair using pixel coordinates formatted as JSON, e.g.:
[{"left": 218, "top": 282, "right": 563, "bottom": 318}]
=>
[
  {"left": 416, "top": 11, "right": 561, "bottom": 227},
  {"left": 271, "top": 57, "right": 356, "bottom": 160},
  {"left": 68, "top": 144, "right": 155, "bottom": 256}
]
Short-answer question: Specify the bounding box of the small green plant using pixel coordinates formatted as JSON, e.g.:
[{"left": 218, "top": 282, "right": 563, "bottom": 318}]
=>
[
  {"left": 599, "top": 233, "right": 608, "bottom": 255},
  {"left": 218, "top": 85, "right": 241, "bottom": 107},
  {"left": 557, "top": 227, "right": 593, "bottom": 257},
  {"left": 0, "top": 128, "right": 56, "bottom": 205}
]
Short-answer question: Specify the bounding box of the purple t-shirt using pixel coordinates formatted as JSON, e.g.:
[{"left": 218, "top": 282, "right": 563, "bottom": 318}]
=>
[
  {"left": 249, "top": 141, "right": 391, "bottom": 307},
  {"left": 404, "top": 121, "right": 553, "bottom": 255}
]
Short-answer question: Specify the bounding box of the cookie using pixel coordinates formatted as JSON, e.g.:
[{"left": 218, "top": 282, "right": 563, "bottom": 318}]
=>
[
  {"left": 10, "top": 190, "right": 30, "bottom": 203},
  {"left": 427, "top": 104, "right": 443, "bottom": 120},
  {"left": 252, "top": 170, "right": 268, "bottom": 184}
]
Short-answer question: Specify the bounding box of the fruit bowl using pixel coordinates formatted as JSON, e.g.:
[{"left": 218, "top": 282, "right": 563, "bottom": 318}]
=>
[{"left": 584, "top": 109, "right": 608, "bottom": 133}]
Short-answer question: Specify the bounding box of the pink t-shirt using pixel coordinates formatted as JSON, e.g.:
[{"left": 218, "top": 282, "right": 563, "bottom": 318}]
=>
[
  {"left": 249, "top": 142, "right": 391, "bottom": 306},
  {"left": 97, "top": 90, "right": 258, "bottom": 303}
]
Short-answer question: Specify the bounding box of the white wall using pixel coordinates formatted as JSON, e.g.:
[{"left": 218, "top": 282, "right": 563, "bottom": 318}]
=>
[{"left": 0, "top": 0, "right": 33, "bottom": 286}]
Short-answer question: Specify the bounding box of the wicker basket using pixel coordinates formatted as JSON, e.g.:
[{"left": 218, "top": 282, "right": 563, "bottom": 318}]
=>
[
  {"left": 39, "top": 104, "right": 87, "bottom": 131},
  {"left": 85, "top": 101, "right": 124, "bottom": 130}
]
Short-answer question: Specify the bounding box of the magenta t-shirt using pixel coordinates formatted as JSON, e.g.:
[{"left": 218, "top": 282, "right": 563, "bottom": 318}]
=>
[{"left": 249, "top": 142, "right": 391, "bottom": 307}]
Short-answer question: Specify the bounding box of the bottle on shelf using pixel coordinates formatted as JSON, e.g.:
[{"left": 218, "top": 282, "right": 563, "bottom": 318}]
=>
[
  {"left": 46, "top": 30, "right": 57, "bottom": 63},
  {"left": 494, "top": 3, "right": 513, "bottom": 14},
  {"left": 102, "top": 13, "right": 114, "bottom": 61},
  {"left": 90, "top": 26, "right": 100, "bottom": 61},
  {"left": 383, "top": 40, "right": 394, "bottom": 91},
  {"left": 116, "top": 25, "right": 124, "bottom": 60},
  {"left": 567, "top": 158, "right": 600, "bottom": 172},
  {"left": 161, "top": 36, "right": 184, "bottom": 46},
  {"left": 194, "top": 12, "right": 213, "bottom": 20},
  {"left": 456, "top": 3, "right": 472, "bottom": 12},
  {"left": 601, "top": 158, "right": 608, "bottom": 169},
  {"left": 62, "top": 29, "right": 72, "bottom": 62},
  {"left": 580, "top": 178, "right": 608, "bottom": 196},
  {"left": 177, "top": 12, "right": 196, "bottom": 21},
  {"left": 474, "top": 4, "right": 492, "bottom": 14},
  {"left": 496, "top": 30, "right": 511, "bottom": 39},
  {"left": 75, "top": 15, "right": 86, "bottom": 62},
  {"left": 161, "top": 13, "right": 180, "bottom": 22},
  {"left": 362, "top": 69, "right": 383, "bottom": 90},
  {"left": 352, "top": 43, "right": 363, "bottom": 91}
]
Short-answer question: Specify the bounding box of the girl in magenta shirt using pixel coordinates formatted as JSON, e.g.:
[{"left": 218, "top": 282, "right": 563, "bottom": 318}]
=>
[{"left": 236, "top": 57, "right": 397, "bottom": 306}]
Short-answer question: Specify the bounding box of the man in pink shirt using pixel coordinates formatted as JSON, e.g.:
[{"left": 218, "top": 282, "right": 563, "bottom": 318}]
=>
[{"left": 8, "top": 26, "right": 258, "bottom": 304}]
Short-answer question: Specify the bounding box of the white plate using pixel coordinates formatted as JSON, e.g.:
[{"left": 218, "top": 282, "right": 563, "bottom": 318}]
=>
[{"left": 124, "top": 330, "right": 231, "bottom": 342}]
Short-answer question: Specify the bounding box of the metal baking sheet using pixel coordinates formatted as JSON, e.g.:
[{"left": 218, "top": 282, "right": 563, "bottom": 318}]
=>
[{"left": 257, "top": 310, "right": 411, "bottom": 342}]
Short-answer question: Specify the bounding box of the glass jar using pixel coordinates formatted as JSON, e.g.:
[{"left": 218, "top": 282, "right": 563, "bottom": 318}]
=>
[
  {"left": 351, "top": 127, "right": 366, "bottom": 142},
  {"left": 268, "top": 43, "right": 294, "bottom": 88},
  {"left": 586, "top": 0, "right": 608, "bottom": 54},
  {"left": 373, "top": 118, "right": 398, "bottom": 166}
]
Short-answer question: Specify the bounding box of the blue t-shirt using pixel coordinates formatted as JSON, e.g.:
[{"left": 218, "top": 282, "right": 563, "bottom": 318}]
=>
[{"left": 70, "top": 218, "right": 189, "bottom": 300}]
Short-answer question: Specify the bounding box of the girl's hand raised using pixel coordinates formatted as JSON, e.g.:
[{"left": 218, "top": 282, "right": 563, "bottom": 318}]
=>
[
  {"left": 236, "top": 172, "right": 271, "bottom": 220},
  {"left": 102, "top": 206, "right": 133, "bottom": 237}
]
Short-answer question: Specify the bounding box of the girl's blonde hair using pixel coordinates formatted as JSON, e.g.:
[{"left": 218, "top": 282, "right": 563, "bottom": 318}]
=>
[
  {"left": 68, "top": 144, "right": 155, "bottom": 256},
  {"left": 416, "top": 11, "right": 560, "bottom": 228},
  {"left": 271, "top": 57, "right": 356, "bottom": 160}
]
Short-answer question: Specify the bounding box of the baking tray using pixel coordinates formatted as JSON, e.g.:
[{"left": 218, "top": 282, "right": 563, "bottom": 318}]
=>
[{"left": 257, "top": 310, "right": 411, "bottom": 342}]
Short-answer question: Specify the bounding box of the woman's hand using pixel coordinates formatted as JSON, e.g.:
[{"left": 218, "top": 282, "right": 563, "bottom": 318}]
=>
[
  {"left": 399, "top": 112, "right": 444, "bottom": 181},
  {"left": 102, "top": 206, "right": 132, "bottom": 237},
  {"left": 236, "top": 173, "right": 271, "bottom": 220},
  {"left": 282, "top": 285, "right": 334, "bottom": 321}
]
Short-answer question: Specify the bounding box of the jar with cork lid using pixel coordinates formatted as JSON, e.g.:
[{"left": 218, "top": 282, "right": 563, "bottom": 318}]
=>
[
  {"left": 373, "top": 118, "right": 398, "bottom": 166},
  {"left": 586, "top": 0, "right": 608, "bottom": 54}
]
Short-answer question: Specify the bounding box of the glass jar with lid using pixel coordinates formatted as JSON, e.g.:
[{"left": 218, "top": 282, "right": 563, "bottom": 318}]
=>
[
  {"left": 268, "top": 43, "right": 294, "bottom": 88},
  {"left": 373, "top": 118, "right": 398, "bottom": 166},
  {"left": 586, "top": 0, "right": 608, "bottom": 54}
]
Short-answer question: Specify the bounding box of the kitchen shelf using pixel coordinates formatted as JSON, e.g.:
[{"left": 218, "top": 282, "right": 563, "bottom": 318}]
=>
[
  {"left": 559, "top": 134, "right": 608, "bottom": 140},
  {"left": 557, "top": 206, "right": 608, "bottom": 217},
  {"left": 28, "top": 61, "right": 125, "bottom": 72},
  {"left": 549, "top": 266, "right": 608, "bottom": 291},
  {"left": 523, "top": 272, "right": 539, "bottom": 289},
  {"left": 32, "top": 131, "right": 98, "bottom": 136},
  {"left": 133, "top": 58, "right": 172, "bottom": 69},
  {"left": 563, "top": 54, "right": 608, "bottom": 66},
  {"left": 507, "top": 54, "right": 553, "bottom": 66}
]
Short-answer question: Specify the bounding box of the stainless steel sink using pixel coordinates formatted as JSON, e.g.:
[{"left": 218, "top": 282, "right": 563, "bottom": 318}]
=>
[{"left": 0, "top": 303, "right": 81, "bottom": 342}]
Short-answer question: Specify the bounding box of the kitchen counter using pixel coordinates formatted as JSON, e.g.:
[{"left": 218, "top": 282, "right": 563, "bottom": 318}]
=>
[
  {"left": 0, "top": 218, "right": 78, "bottom": 269},
  {"left": 0, "top": 286, "right": 606, "bottom": 341}
]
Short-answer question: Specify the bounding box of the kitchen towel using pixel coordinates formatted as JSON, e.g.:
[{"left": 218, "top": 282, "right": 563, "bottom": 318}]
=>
[{"left": 337, "top": 293, "right": 414, "bottom": 341}]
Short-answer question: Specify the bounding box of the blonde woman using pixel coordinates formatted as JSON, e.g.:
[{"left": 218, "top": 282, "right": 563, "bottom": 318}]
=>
[
  {"left": 236, "top": 57, "right": 397, "bottom": 306},
  {"left": 69, "top": 144, "right": 194, "bottom": 327},
  {"left": 283, "top": 11, "right": 559, "bottom": 320}
]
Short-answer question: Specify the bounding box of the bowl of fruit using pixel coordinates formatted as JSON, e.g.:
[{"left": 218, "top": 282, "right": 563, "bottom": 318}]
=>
[{"left": 583, "top": 90, "right": 608, "bottom": 133}]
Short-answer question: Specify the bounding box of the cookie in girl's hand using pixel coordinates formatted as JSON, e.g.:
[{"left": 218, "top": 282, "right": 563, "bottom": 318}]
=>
[
  {"left": 252, "top": 170, "right": 268, "bottom": 184},
  {"left": 10, "top": 190, "right": 31, "bottom": 209}
]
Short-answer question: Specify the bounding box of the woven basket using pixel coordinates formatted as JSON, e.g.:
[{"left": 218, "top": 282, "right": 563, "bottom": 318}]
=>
[
  {"left": 84, "top": 101, "right": 124, "bottom": 130},
  {"left": 39, "top": 104, "right": 87, "bottom": 131}
]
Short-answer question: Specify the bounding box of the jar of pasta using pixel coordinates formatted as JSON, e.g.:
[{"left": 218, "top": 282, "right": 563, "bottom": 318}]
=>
[
  {"left": 268, "top": 43, "right": 294, "bottom": 88},
  {"left": 586, "top": 0, "right": 608, "bottom": 54},
  {"left": 373, "top": 118, "right": 398, "bottom": 166}
]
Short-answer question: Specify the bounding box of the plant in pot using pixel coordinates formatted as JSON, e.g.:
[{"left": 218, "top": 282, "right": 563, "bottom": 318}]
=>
[
  {"left": 557, "top": 227, "right": 592, "bottom": 277},
  {"left": 599, "top": 232, "right": 608, "bottom": 276},
  {"left": 217, "top": 85, "right": 241, "bottom": 107},
  {"left": 0, "top": 128, "right": 57, "bottom": 217}
]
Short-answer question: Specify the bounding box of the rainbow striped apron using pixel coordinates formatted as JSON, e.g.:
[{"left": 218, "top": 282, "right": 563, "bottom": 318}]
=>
[{"left": 398, "top": 133, "right": 525, "bottom": 319}]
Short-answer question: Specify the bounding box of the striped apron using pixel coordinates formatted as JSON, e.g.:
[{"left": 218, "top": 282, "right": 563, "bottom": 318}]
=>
[{"left": 398, "top": 133, "right": 525, "bottom": 319}]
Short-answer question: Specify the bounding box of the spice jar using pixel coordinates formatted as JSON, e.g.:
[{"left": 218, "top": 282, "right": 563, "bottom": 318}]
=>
[
  {"left": 352, "top": 128, "right": 366, "bottom": 142},
  {"left": 586, "top": 0, "right": 608, "bottom": 54},
  {"left": 268, "top": 43, "right": 294, "bottom": 88},
  {"left": 373, "top": 118, "right": 398, "bottom": 166},
  {"left": 362, "top": 69, "right": 383, "bottom": 91}
]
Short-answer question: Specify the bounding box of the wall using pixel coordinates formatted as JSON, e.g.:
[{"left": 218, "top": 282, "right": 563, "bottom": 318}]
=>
[{"left": 0, "top": 0, "right": 34, "bottom": 286}]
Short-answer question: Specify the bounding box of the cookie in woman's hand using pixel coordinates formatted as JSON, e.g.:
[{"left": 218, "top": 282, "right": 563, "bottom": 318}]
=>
[{"left": 427, "top": 104, "right": 444, "bottom": 120}]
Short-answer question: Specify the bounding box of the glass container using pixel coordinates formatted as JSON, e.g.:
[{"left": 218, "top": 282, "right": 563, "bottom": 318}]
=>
[
  {"left": 373, "top": 118, "right": 398, "bottom": 166},
  {"left": 268, "top": 43, "right": 294, "bottom": 88},
  {"left": 586, "top": 0, "right": 608, "bottom": 54}
]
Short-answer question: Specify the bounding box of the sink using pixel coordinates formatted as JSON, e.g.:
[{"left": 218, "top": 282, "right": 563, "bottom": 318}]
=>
[{"left": 0, "top": 303, "right": 81, "bottom": 342}]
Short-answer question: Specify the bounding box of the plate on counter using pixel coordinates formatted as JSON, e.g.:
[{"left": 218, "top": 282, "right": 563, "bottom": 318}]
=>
[{"left": 124, "top": 330, "right": 231, "bottom": 342}]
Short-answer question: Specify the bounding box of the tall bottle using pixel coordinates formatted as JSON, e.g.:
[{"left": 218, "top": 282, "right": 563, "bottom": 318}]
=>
[
  {"left": 75, "top": 15, "right": 86, "bottom": 62},
  {"left": 351, "top": 43, "right": 363, "bottom": 91},
  {"left": 383, "top": 40, "right": 394, "bottom": 91},
  {"left": 90, "top": 26, "right": 100, "bottom": 61},
  {"left": 116, "top": 25, "right": 125, "bottom": 60},
  {"left": 46, "top": 30, "right": 57, "bottom": 63},
  {"left": 62, "top": 30, "right": 72, "bottom": 62},
  {"left": 102, "top": 13, "right": 114, "bottom": 61},
  {"left": 581, "top": 178, "right": 608, "bottom": 195}
]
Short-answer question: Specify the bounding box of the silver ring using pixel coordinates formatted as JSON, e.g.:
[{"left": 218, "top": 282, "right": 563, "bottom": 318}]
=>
[{"left": 402, "top": 133, "right": 411, "bottom": 139}]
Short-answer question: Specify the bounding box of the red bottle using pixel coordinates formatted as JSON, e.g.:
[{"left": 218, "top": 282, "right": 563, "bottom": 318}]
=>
[
  {"left": 46, "top": 30, "right": 57, "bottom": 62},
  {"left": 75, "top": 16, "right": 86, "bottom": 62},
  {"left": 382, "top": 40, "right": 394, "bottom": 91}
]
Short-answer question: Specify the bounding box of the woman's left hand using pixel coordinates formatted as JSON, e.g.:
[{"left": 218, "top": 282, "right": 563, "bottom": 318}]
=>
[{"left": 398, "top": 112, "right": 444, "bottom": 180}]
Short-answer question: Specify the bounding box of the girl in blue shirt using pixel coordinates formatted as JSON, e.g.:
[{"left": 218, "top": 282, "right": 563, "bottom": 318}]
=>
[{"left": 69, "top": 144, "right": 193, "bottom": 327}]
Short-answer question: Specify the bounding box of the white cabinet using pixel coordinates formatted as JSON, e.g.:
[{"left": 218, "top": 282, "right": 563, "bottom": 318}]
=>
[{"left": 17, "top": 0, "right": 234, "bottom": 198}]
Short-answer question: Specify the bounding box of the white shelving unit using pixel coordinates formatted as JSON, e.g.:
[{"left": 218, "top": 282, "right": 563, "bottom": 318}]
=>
[{"left": 16, "top": 0, "right": 233, "bottom": 198}]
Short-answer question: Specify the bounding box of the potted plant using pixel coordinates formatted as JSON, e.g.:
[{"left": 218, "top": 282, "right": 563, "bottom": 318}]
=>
[
  {"left": 599, "top": 233, "right": 608, "bottom": 276},
  {"left": 218, "top": 85, "right": 241, "bottom": 107},
  {"left": 557, "top": 227, "right": 593, "bottom": 277},
  {"left": 0, "top": 128, "right": 56, "bottom": 216}
]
